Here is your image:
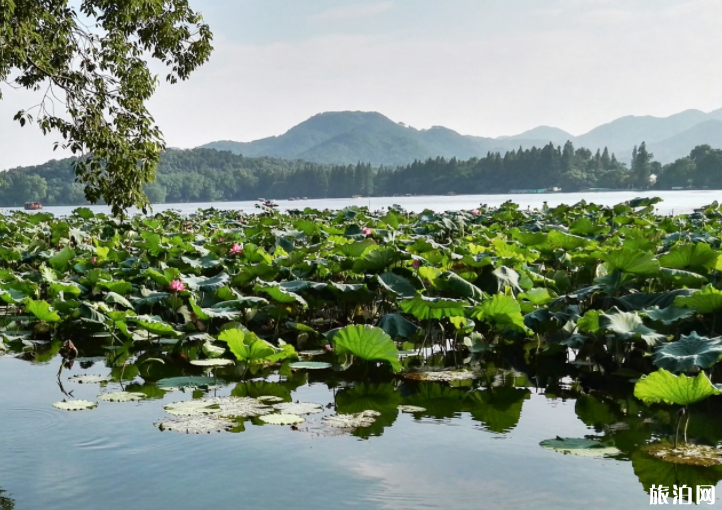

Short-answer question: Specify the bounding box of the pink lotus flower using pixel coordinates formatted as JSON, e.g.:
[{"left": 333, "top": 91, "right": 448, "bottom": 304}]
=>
[
  {"left": 91, "top": 257, "right": 97, "bottom": 265},
  {"left": 362, "top": 227, "right": 372, "bottom": 236},
  {"left": 471, "top": 209, "right": 481, "bottom": 216},
  {"left": 230, "top": 243, "right": 243, "bottom": 255},
  {"left": 324, "top": 344, "right": 333, "bottom": 352},
  {"left": 218, "top": 237, "right": 224, "bottom": 243},
  {"left": 412, "top": 259, "right": 420, "bottom": 268},
  {"left": 169, "top": 280, "right": 185, "bottom": 292}
]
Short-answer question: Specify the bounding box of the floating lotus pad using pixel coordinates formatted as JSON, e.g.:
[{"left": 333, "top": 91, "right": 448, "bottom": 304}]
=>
[
  {"left": 97, "top": 392, "right": 146, "bottom": 402},
  {"left": 539, "top": 437, "right": 620, "bottom": 458},
  {"left": 272, "top": 402, "right": 324, "bottom": 415},
  {"left": 156, "top": 415, "right": 235, "bottom": 434},
  {"left": 259, "top": 414, "right": 305, "bottom": 425},
  {"left": 322, "top": 410, "right": 379, "bottom": 428},
  {"left": 397, "top": 405, "right": 426, "bottom": 413},
  {"left": 289, "top": 361, "right": 332, "bottom": 370},
  {"left": 204, "top": 397, "right": 272, "bottom": 418},
  {"left": 68, "top": 374, "right": 111, "bottom": 384},
  {"left": 401, "top": 370, "right": 478, "bottom": 382},
  {"left": 156, "top": 376, "right": 224, "bottom": 391},
  {"left": 257, "top": 395, "right": 285, "bottom": 403},
  {"left": 164, "top": 400, "right": 222, "bottom": 416},
  {"left": 190, "top": 359, "right": 234, "bottom": 367},
  {"left": 298, "top": 350, "right": 326, "bottom": 356},
  {"left": 52, "top": 399, "right": 98, "bottom": 411}
]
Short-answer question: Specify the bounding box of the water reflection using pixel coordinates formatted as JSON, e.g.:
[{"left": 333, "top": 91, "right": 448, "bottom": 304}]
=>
[{"left": 5, "top": 337, "right": 722, "bottom": 508}]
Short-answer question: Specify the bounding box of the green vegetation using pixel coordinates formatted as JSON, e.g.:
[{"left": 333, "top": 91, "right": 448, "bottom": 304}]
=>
[
  {"left": 5, "top": 142, "right": 722, "bottom": 206},
  {"left": 1, "top": 0, "right": 213, "bottom": 214}
]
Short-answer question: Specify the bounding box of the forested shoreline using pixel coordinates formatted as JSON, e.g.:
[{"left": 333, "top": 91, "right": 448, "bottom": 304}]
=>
[{"left": 1, "top": 142, "right": 721, "bottom": 206}]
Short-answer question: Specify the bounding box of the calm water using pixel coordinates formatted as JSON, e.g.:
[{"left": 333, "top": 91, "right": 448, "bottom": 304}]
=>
[
  {"left": 6, "top": 189, "right": 722, "bottom": 216},
  {"left": 3, "top": 349, "right": 722, "bottom": 510}
]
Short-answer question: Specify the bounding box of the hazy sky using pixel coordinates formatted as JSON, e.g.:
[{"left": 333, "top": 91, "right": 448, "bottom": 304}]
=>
[{"left": 2, "top": 0, "right": 722, "bottom": 169}]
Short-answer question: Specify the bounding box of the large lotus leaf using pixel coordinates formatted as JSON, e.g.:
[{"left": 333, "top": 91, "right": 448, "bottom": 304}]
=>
[
  {"left": 352, "top": 247, "right": 402, "bottom": 272},
  {"left": 328, "top": 282, "right": 375, "bottom": 303},
  {"left": 98, "top": 280, "right": 133, "bottom": 295},
  {"left": 334, "top": 239, "right": 376, "bottom": 258},
  {"left": 436, "top": 271, "right": 484, "bottom": 301},
  {"left": 600, "top": 309, "right": 665, "bottom": 345},
  {"left": 478, "top": 266, "right": 523, "bottom": 294},
  {"left": 278, "top": 281, "right": 327, "bottom": 293},
  {"left": 675, "top": 284, "right": 722, "bottom": 313},
  {"left": 519, "top": 287, "right": 553, "bottom": 306},
  {"left": 48, "top": 247, "right": 76, "bottom": 272},
  {"left": 469, "top": 294, "right": 527, "bottom": 332},
  {"left": 399, "top": 294, "right": 465, "bottom": 320},
  {"left": 659, "top": 243, "right": 719, "bottom": 272},
  {"left": 634, "top": 368, "right": 721, "bottom": 406},
  {"left": 26, "top": 299, "right": 61, "bottom": 322},
  {"left": 377, "top": 272, "right": 416, "bottom": 299},
  {"left": 465, "top": 387, "right": 530, "bottom": 433},
  {"left": 377, "top": 313, "right": 421, "bottom": 339},
  {"left": 254, "top": 283, "right": 308, "bottom": 307},
  {"left": 214, "top": 297, "right": 269, "bottom": 309},
  {"left": 104, "top": 292, "right": 134, "bottom": 309},
  {"left": 597, "top": 248, "right": 660, "bottom": 276},
  {"left": 642, "top": 306, "right": 695, "bottom": 325},
  {"left": 333, "top": 324, "right": 401, "bottom": 372},
  {"left": 569, "top": 217, "right": 608, "bottom": 236},
  {"left": 128, "top": 315, "right": 179, "bottom": 337},
  {"left": 512, "top": 230, "right": 547, "bottom": 246},
  {"left": 181, "top": 272, "right": 230, "bottom": 291},
  {"left": 547, "top": 230, "right": 589, "bottom": 250},
  {"left": 577, "top": 309, "right": 601, "bottom": 333},
  {"left": 217, "top": 327, "right": 276, "bottom": 363},
  {"left": 652, "top": 332, "right": 722, "bottom": 373},
  {"left": 659, "top": 267, "right": 707, "bottom": 287},
  {"left": 156, "top": 376, "right": 223, "bottom": 390}
]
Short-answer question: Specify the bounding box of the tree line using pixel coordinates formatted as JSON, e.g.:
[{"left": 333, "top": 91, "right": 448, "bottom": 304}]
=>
[{"left": 0, "top": 143, "right": 720, "bottom": 206}]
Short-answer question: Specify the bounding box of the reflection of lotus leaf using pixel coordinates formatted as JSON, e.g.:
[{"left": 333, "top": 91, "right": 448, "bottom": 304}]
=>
[
  {"left": 52, "top": 399, "right": 98, "bottom": 411},
  {"left": 68, "top": 374, "right": 110, "bottom": 384},
  {"left": 164, "top": 400, "right": 221, "bottom": 416},
  {"left": 260, "top": 414, "right": 305, "bottom": 425},
  {"left": 156, "top": 415, "right": 234, "bottom": 434},
  {"left": 575, "top": 395, "right": 620, "bottom": 430},
  {"left": 272, "top": 402, "right": 324, "bottom": 415},
  {"left": 539, "top": 437, "right": 620, "bottom": 457},
  {"left": 402, "top": 383, "right": 466, "bottom": 419},
  {"left": 465, "top": 387, "right": 530, "bottom": 433},
  {"left": 231, "top": 380, "right": 293, "bottom": 402},
  {"left": 335, "top": 383, "right": 400, "bottom": 437},
  {"left": 205, "top": 397, "right": 272, "bottom": 418},
  {"left": 97, "top": 392, "right": 146, "bottom": 402},
  {"left": 632, "top": 450, "right": 722, "bottom": 503}
]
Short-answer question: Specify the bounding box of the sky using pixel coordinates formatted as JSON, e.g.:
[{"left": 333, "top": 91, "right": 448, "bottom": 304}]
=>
[{"left": 2, "top": 0, "right": 722, "bottom": 169}]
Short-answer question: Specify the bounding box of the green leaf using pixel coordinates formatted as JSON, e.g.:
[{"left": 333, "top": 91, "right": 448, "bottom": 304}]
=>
[
  {"left": 659, "top": 268, "right": 708, "bottom": 287},
  {"left": 469, "top": 294, "right": 527, "bottom": 333},
  {"left": 48, "top": 247, "right": 76, "bottom": 272},
  {"left": 26, "top": 299, "right": 61, "bottom": 322},
  {"left": 377, "top": 272, "right": 416, "bottom": 299},
  {"left": 181, "top": 272, "right": 230, "bottom": 291},
  {"left": 399, "top": 294, "right": 465, "bottom": 320},
  {"left": 600, "top": 309, "right": 665, "bottom": 346},
  {"left": 333, "top": 324, "right": 401, "bottom": 372},
  {"left": 104, "top": 292, "right": 134, "bottom": 309},
  {"left": 642, "top": 306, "right": 695, "bottom": 325},
  {"left": 436, "top": 271, "right": 484, "bottom": 301},
  {"left": 577, "top": 309, "right": 601, "bottom": 333},
  {"left": 634, "top": 369, "right": 721, "bottom": 406},
  {"left": 377, "top": 313, "right": 421, "bottom": 339},
  {"left": 652, "top": 332, "right": 722, "bottom": 373},
  {"left": 675, "top": 284, "right": 722, "bottom": 314},
  {"left": 218, "top": 327, "right": 276, "bottom": 363},
  {"left": 659, "top": 243, "right": 719, "bottom": 272},
  {"left": 352, "top": 247, "right": 401, "bottom": 272},
  {"left": 597, "top": 248, "right": 659, "bottom": 276},
  {"left": 547, "top": 230, "right": 589, "bottom": 250},
  {"left": 128, "top": 315, "right": 179, "bottom": 337},
  {"left": 254, "top": 283, "right": 308, "bottom": 307},
  {"left": 519, "top": 288, "right": 552, "bottom": 306}
]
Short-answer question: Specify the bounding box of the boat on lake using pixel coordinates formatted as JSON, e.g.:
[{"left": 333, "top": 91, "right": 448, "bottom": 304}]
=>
[{"left": 24, "top": 202, "right": 43, "bottom": 210}]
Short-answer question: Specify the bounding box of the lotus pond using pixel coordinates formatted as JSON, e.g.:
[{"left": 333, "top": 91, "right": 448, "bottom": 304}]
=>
[{"left": 4, "top": 198, "right": 722, "bottom": 508}]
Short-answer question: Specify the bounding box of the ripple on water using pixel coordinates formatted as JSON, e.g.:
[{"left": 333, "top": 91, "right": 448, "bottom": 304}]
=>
[{"left": 6, "top": 407, "right": 61, "bottom": 435}]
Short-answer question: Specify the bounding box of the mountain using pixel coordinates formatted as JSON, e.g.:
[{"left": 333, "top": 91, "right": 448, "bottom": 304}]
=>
[
  {"left": 200, "top": 111, "right": 552, "bottom": 167},
  {"left": 200, "top": 108, "right": 722, "bottom": 166},
  {"left": 649, "top": 120, "right": 722, "bottom": 163}
]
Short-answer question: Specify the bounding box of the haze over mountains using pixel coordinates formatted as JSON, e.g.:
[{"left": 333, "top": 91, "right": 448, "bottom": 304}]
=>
[{"left": 200, "top": 108, "right": 722, "bottom": 167}]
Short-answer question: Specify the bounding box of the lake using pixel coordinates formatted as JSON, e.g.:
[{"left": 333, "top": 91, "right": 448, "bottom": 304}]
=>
[{"left": 5, "top": 189, "right": 722, "bottom": 216}]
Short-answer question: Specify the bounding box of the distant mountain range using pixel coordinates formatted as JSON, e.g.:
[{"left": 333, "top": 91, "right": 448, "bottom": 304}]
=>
[{"left": 200, "top": 108, "right": 722, "bottom": 166}]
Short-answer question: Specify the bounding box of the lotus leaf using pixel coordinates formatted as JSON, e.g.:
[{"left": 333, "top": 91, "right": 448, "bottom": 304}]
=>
[
  {"left": 332, "top": 325, "right": 401, "bottom": 372},
  {"left": 540, "top": 437, "right": 620, "bottom": 457},
  {"left": 652, "top": 332, "right": 722, "bottom": 373},
  {"left": 634, "top": 369, "right": 721, "bottom": 406}
]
